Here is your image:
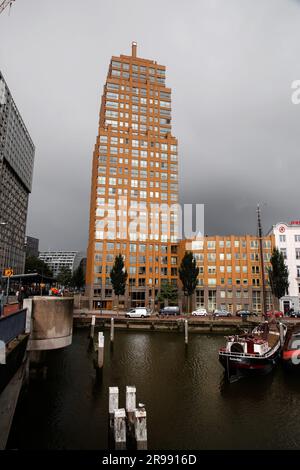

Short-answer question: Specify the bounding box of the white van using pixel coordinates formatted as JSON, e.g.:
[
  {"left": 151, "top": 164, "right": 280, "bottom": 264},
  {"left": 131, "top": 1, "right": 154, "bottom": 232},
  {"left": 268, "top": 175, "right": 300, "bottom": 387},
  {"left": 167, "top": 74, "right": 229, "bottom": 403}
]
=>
[{"left": 125, "top": 307, "right": 150, "bottom": 318}]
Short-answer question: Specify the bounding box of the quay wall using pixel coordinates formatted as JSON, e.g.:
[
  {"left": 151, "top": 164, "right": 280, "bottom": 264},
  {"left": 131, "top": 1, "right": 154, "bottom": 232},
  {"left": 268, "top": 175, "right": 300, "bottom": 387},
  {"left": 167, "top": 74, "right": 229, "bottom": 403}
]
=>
[{"left": 25, "top": 297, "right": 74, "bottom": 351}]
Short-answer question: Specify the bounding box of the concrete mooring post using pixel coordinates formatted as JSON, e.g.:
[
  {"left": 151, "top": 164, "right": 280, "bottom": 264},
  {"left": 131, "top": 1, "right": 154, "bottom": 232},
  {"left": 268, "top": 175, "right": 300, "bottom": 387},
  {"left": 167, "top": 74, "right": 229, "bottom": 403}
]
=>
[
  {"left": 108, "top": 387, "right": 119, "bottom": 447},
  {"left": 110, "top": 317, "right": 114, "bottom": 343},
  {"left": 114, "top": 409, "right": 127, "bottom": 450},
  {"left": 184, "top": 319, "right": 188, "bottom": 345},
  {"left": 126, "top": 385, "right": 136, "bottom": 434},
  {"left": 134, "top": 407, "right": 147, "bottom": 450},
  {"left": 97, "top": 332, "right": 104, "bottom": 369},
  {"left": 279, "top": 322, "right": 285, "bottom": 347},
  {"left": 90, "top": 315, "right": 96, "bottom": 339},
  {"left": 109, "top": 387, "right": 119, "bottom": 416}
]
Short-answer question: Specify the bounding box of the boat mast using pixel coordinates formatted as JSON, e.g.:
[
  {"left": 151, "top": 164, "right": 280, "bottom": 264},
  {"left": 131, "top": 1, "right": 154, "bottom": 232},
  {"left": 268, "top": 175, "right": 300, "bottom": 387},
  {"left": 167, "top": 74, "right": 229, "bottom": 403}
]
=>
[{"left": 257, "top": 204, "right": 267, "bottom": 318}]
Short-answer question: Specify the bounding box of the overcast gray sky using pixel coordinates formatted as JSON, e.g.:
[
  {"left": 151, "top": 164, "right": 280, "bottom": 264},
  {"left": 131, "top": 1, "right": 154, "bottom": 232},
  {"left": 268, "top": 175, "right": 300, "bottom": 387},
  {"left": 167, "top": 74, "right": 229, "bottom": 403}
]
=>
[{"left": 1, "top": 0, "right": 300, "bottom": 250}]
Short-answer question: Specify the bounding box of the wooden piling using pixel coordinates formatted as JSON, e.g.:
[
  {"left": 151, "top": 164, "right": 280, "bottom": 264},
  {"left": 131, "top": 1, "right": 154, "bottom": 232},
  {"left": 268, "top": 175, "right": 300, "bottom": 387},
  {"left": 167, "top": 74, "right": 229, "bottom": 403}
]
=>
[
  {"left": 126, "top": 385, "right": 136, "bottom": 424},
  {"left": 110, "top": 317, "right": 114, "bottom": 343},
  {"left": 184, "top": 319, "right": 188, "bottom": 345},
  {"left": 114, "top": 409, "right": 127, "bottom": 450},
  {"left": 97, "top": 332, "right": 104, "bottom": 368},
  {"left": 109, "top": 386, "right": 119, "bottom": 415},
  {"left": 134, "top": 407, "right": 147, "bottom": 450},
  {"left": 90, "top": 315, "right": 96, "bottom": 339},
  {"left": 279, "top": 322, "right": 285, "bottom": 347},
  {"left": 108, "top": 387, "right": 119, "bottom": 448}
]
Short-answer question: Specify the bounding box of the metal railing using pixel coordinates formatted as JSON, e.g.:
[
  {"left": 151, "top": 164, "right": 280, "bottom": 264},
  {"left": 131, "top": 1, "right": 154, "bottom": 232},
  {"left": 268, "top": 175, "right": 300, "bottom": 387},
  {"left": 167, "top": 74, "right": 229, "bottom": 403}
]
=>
[{"left": 0, "top": 308, "right": 27, "bottom": 344}]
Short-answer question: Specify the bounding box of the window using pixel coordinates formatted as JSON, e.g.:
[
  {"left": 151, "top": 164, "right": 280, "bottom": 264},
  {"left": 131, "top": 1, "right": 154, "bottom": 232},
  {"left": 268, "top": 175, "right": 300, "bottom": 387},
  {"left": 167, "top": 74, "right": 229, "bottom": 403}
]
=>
[
  {"left": 208, "top": 290, "right": 216, "bottom": 311},
  {"left": 280, "top": 248, "right": 287, "bottom": 259},
  {"left": 252, "top": 266, "right": 260, "bottom": 274},
  {"left": 279, "top": 235, "right": 286, "bottom": 243},
  {"left": 196, "top": 290, "right": 205, "bottom": 308},
  {"left": 296, "top": 249, "right": 300, "bottom": 260},
  {"left": 207, "top": 241, "right": 216, "bottom": 250},
  {"left": 295, "top": 235, "right": 300, "bottom": 242},
  {"left": 98, "top": 176, "right": 106, "bottom": 185}
]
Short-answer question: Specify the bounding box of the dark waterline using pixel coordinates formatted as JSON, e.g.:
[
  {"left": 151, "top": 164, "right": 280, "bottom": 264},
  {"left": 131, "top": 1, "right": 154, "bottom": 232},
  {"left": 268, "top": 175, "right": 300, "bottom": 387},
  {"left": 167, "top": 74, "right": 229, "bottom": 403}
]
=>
[{"left": 7, "top": 328, "right": 300, "bottom": 450}]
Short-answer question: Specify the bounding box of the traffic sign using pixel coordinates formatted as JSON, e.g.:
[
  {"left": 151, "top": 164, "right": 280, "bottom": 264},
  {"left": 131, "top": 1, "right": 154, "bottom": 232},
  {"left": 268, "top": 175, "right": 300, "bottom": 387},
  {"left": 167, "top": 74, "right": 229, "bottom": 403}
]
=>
[{"left": 4, "top": 268, "right": 13, "bottom": 277}]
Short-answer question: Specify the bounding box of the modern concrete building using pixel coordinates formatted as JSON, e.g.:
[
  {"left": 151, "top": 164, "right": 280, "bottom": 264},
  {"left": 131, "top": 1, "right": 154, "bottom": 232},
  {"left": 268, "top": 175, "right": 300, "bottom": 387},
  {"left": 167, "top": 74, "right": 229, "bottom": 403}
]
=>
[
  {"left": 86, "top": 43, "right": 179, "bottom": 309},
  {"left": 39, "top": 251, "right": 86, "bottom": 278},
  {"left": 182, "top": 235, "right": 274, "bottom": 314},
  {"left": 269, "top": 221, "right": 300, "bottom": 312},
  {"left": 25, "top": 235, "right": 39, "bottom": 258},
  {"left": 0, "top": 71, "right": 35, "bottom": 277}
]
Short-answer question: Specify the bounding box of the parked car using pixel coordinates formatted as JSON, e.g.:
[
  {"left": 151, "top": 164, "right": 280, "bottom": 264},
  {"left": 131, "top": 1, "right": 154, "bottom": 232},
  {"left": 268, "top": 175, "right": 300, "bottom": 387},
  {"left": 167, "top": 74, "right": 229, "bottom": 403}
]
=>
[
  {"left": 159, "top": 306, "right": 180, "bottom": 316},
  {"left": 213, "top": 309, "right": 232, "bottom": 317},
  {"left": 125, "top": 307, "right": 150, "bottom": 318},
  {"left": 288, "top": 310, "right": 300, "bottom": 318},
  {"left": 265, "top": 310, "right": 284, "bottom": 318},
  {"left": 191, "top": 308, "right": 208, "bottom": 316},
  {"left": 236, "top": 310, "right": 258, "bottom": 317}
]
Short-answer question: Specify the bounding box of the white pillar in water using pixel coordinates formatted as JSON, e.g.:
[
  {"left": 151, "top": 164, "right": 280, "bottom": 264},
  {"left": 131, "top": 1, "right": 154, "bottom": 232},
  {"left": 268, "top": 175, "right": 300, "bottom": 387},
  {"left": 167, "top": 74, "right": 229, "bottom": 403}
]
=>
[
  {"left": 114, "top": 408, "right": 126, "bottom": 450},
  {"left": 90, "top": 315, "right": 96, "bottom": 339},
  {"left": 97, "top": 332, "right": 104, "bottom": 368},
  {"left": 184, "top": 319, "right": 188, "bottom": 345},
  {"left": 134, "top": 407, "right": 147, "bottom": 450}
]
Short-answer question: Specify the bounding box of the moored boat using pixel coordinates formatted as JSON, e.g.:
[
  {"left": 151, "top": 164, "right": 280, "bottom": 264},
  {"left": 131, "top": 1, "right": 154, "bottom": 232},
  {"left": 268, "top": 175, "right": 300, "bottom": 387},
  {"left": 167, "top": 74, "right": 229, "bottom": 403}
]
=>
[
  {"left": 219, "top": 321, "right": 287, "bottom": 378},
  {"left": 282, "top": 325, "right": 300, "bottom": 369}
]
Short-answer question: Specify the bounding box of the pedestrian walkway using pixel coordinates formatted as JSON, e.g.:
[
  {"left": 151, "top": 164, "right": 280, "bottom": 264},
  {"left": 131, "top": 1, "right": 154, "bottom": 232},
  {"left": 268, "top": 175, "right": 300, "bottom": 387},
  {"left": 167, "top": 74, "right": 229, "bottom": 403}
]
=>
[{"left": 2, "top": 303, "right": 19, "bottom": 316}]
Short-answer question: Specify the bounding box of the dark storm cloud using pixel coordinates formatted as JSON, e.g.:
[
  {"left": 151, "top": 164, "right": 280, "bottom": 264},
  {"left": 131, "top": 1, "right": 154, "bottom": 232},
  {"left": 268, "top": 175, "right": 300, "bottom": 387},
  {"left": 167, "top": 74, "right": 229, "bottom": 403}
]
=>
[{"left": 0, "top": 0, "right": 300, "bottom": 249}]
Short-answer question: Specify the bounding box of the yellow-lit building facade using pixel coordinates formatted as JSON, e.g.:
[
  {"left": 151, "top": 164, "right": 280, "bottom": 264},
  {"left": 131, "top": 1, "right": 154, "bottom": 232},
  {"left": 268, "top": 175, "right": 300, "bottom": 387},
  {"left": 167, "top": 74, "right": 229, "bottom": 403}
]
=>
[
  {"left": 86, "top": 43, "right": 179, "bottom": 309},
  {"left": 181, "top": 235, "right": 274, "bottom": 314}
]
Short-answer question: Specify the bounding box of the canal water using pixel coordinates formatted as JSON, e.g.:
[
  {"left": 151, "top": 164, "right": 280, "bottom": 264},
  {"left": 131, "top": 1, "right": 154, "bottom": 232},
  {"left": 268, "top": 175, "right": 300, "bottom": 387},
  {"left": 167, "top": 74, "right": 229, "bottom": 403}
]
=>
[{"left": 7, "top": 328, "right": 300, "bottom": 450}]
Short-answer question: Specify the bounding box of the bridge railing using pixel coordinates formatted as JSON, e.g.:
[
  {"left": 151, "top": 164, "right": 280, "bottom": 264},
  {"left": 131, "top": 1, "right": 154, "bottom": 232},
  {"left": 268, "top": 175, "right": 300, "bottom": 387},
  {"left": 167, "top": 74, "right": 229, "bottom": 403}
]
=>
[{"left": 0, "top": 309, "right": 27, "bottom": 344}]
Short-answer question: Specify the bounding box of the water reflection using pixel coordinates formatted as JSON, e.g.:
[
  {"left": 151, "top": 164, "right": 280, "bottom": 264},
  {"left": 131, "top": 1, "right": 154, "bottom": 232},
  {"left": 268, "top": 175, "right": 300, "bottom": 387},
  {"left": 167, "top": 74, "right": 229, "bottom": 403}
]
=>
[{"left": 7, "top": 329, "right": 300, "bottom": 450}]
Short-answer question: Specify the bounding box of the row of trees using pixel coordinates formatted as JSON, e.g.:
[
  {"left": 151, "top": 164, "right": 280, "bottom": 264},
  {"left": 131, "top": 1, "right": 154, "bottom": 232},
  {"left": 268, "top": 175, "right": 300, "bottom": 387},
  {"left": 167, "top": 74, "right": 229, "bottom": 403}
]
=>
[
  {"left": 109, "top": 248, "right": 289, "bottom": 313},
  {"left": 25, "top": 248, "right": 289, "bottom": 310},
  {"left": 24, "top": 256, "right": 85, "bottom": 289},
  {"left": 109, "top": 252, "right": 199, "bottom": 311}
]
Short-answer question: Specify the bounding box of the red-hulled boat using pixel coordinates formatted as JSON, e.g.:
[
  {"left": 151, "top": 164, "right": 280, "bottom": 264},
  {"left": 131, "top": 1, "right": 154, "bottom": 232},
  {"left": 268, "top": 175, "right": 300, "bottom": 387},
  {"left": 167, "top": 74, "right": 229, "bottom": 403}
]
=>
[
  {"left": 282, "top": 325, "right": 300, "bottom": 369},
  {"left": 219, "top": 321, "right": 287, "bottom": 378}
]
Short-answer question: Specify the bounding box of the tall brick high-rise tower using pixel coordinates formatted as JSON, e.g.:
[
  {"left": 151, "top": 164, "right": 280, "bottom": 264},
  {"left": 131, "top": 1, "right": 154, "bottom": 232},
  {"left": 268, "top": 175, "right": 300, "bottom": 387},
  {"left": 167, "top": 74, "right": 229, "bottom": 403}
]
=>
[{"left": 86, "top": 43, "right": 179, "bottom": 309}]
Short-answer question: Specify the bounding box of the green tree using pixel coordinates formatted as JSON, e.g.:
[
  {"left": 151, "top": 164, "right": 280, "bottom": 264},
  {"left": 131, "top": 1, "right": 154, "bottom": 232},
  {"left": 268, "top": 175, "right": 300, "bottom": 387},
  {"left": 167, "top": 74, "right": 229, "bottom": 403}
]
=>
[
  {"left": 179, "top": 251, "right": 199, "bottom": 313},
  {"left": 110, "top": 254, "right": 128, "bottom": 313},
  {"left": 71, "top": 264, "right": 85, "bottom": 290},
  {"left": 25, "top": 256, "right": 53, "bottom": 277},
  {"left": 56, "top": 266, "right": 72, "bottom": 287},
  {"left": 268, "top": 247, "right": 289, "bottom": 310},
  {"left": 157, "top": 282, "right": 178, "bottom": 306}
]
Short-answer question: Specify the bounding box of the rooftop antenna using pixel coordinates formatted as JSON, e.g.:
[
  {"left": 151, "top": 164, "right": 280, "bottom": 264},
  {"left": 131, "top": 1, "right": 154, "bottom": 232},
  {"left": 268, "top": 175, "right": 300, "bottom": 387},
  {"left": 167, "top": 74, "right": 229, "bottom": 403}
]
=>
[{"left": 257, "top": 204, "right": 267, "bottom": 318}]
